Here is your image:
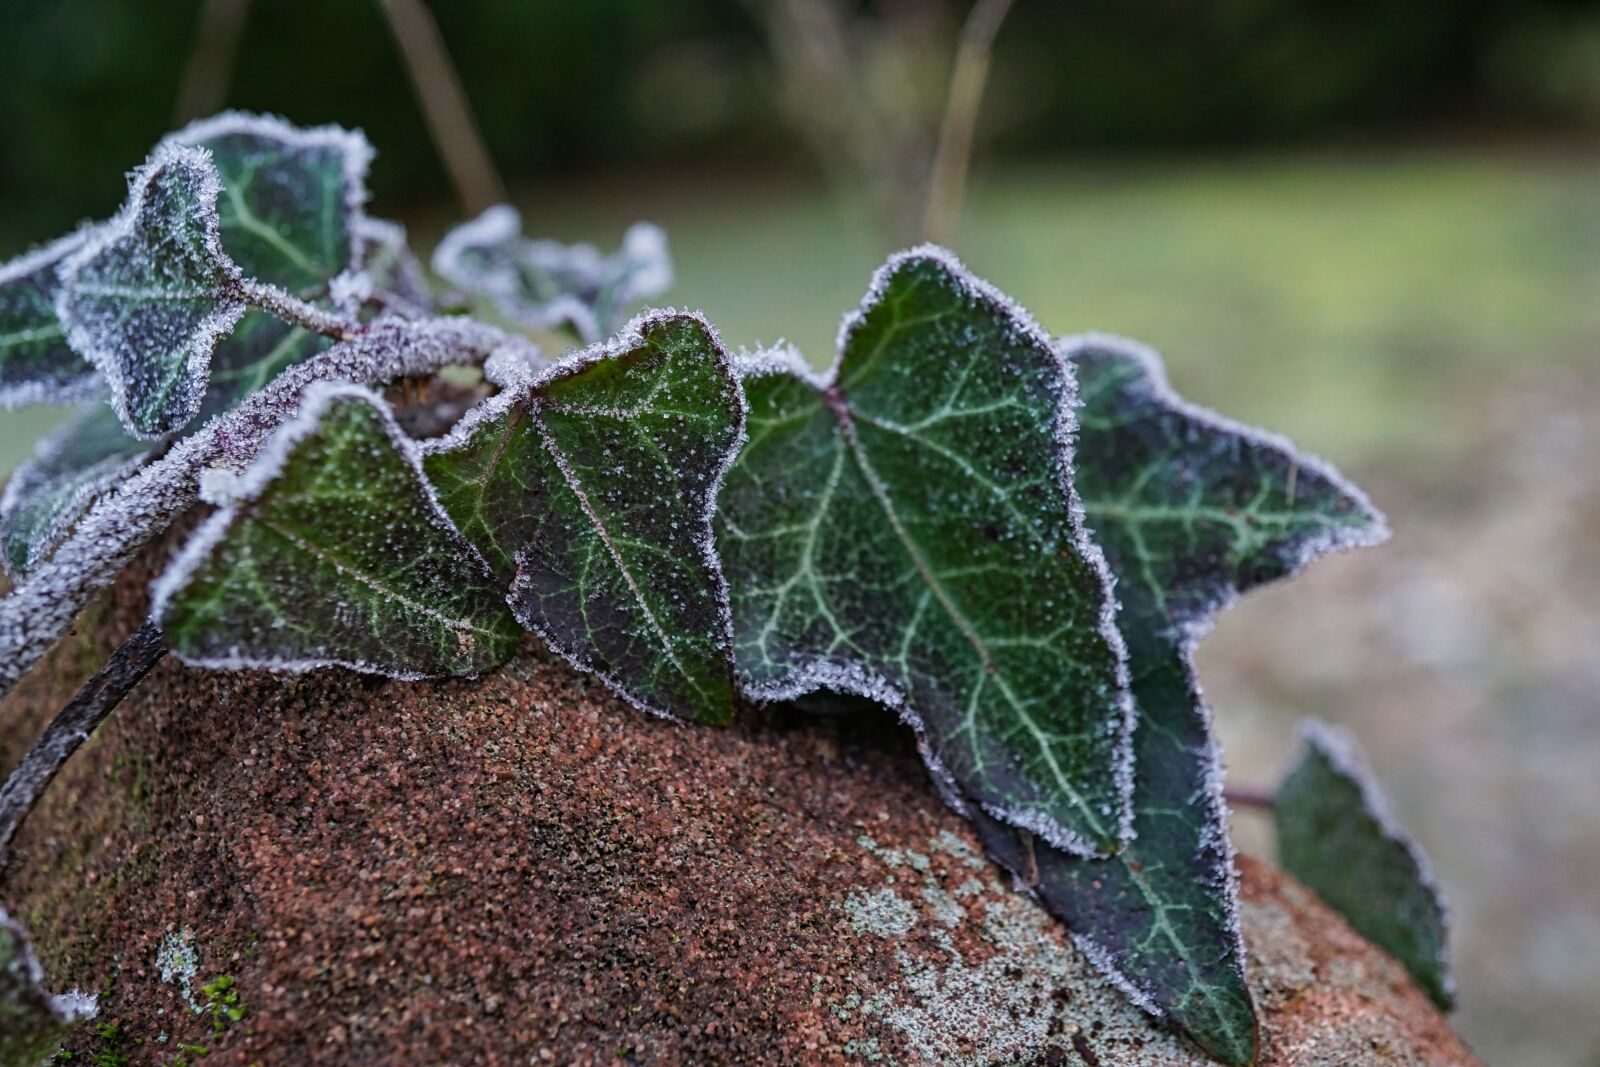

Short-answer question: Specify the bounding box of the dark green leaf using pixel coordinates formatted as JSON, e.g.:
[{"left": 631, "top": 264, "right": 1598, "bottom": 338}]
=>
[
  {"left": 716, "top": 249, "right": 1133, "bottom": 857},
  {"left": 166, "top": 111, "right": 372, "bottom": 295},
  {"left": 432, "top": 205, "right": 672, "bottom": 343},
  {"left": 0, "top": 906, "right": 95, "bottom": 1067},
  {"left": 1276, "top": 719, "right": 1455, "bottom": 1010},
  {"left": 0, "top": 227, "right": 101, "bottom": 408},
  {"left": 154, "top": 384, "right": 519, "bottom": 678},
  {"left": 198, "top": 310, "right": 331, "bottom": 419},
  {"left": 424, "top": 312, "right": 744, "bottom": 723},
  {"left": 0, "top": 405, "right": 149, "bottom": 579},
  {"left": 967, "top": 335, "right": 1390, "bottom": 1063},
  {"left": 56, "top": 144, "right": 245, "bottom": 439}
]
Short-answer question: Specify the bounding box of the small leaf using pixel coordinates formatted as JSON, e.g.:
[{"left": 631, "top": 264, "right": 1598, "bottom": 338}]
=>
[
  {"left": 424, "top": 311, "right": 744, "bottom": 723},
  {"left": 57, "top": 144, "right": 246, "bottom": 439},
  {"left": 433, "top": 205, "right": 672, "bottom": 343},
  {"left": 1276, "top": 719, "right": 1455, "bottom": 1010},
  {"left": 355, "top": 217, "right": 432, "bottom": 311},
  {"left": 165, "top": 111, "right": 373, "bottom": 294},
  {"left": 0, "top": 227, "right": 102, "bottom": 408},
  {"left": 0, "top": 404, "right": 149, "bottom": 579},
  {"left": 153, "top": 383, "right": 520, "bottom": 679},
  {"left": 717, "top": 248, "right": 1133, "bottom": 857},
  {"left": 968, "top": 335, "right": 1389, "bottom": 1063},
  {"left": 0, "top": 906, "right": 97, "bottom": 1066}
]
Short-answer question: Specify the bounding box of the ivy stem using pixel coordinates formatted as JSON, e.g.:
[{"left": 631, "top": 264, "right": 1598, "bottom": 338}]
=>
[
  {"left": 0, "top": 621, "right": 168, "bottom": 869},
  {"left": 1225, "top": 786, "right": 1277, "bottom": 813},
  {"left": 239, "top": 280, "right": 360, "bottom": 341}
]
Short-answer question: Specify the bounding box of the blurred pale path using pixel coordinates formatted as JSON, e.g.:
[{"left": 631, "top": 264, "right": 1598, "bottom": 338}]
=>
[{"left": 3, "top": 150, "right": 1599, "bottom": 1064}]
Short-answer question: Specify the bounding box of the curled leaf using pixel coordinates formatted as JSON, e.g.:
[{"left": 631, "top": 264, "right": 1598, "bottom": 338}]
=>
[
  {"left": 424, "top": 311, "right": 745, "bottom": 723},
  {"left": 969, "top": 335, "right": 1388, "bottom": 1062},
  {"left": 0, "top": 405, "right": 149, "bottom": 580},
  {"left": 56, "top": 144, "right": 245, "bottom": 438},
  {"left": 153, "top": 382, "right": 520, "bottom": 679},
  {"left": 1276, "top": 719, "right": 1455, "bottom": 1010},
  {"left": 433, "top": 204, "right": 672, "bottom": 343},
  {"left": 0, "top": 227, "right": 102, "bottom": 409},
  {"left": 717, "top": 248, "right": 1134, "bottom": 857}
]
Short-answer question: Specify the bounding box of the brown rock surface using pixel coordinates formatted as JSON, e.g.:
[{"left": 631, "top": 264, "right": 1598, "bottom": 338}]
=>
[{"left": 0, "top": 566, "right": 1480, "bottom": 1066}]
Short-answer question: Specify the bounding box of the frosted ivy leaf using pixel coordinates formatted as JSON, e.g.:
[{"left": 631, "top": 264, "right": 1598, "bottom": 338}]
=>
[
  {"left": 0, "top": 404, "right": 149, "bottom": 579},
  {"left": 1276, "top": 719, "right": 1455, "bottom": 1010},
  {"left": 56, "top": 144, "right": 246, "bottom": 439},
  {"left": 423, "top": 311, "right": 744, "bottom": 723},
  {"left": 153, "top": 383, "right": 520, "bottom": 678},
  {"left": 971, "top": 334, "right": 1387, "bottom": 1064},
  {"left": 716, "top": 248, "right": 1134, "bottom": 857},
  {"left": 355, "top": 217, "right": 432, "bottom": 311},
  {"left": 198, "top": 310, "right": 331, "bottom": 419},
  {"left": 0, "top": 227, "right": 104, "bottom": 409},
  {"left": 0, "top": 906, "right": 97, "bottom": 1067},
  {"left": 164, "top": 111, "right": 373, "bottom": 295},
  {"left": 433, "top": 204, "right": 672, "bottom": 343}
]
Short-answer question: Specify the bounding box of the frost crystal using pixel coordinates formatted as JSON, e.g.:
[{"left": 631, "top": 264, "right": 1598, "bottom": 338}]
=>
[
  {"left": 56, "top": 143, "right": 246, "bottom": 439},
  {"left": 432, "top": 204, "right": 673, "bottom": 343},
  {"left": 0, "top": 226, "right": 103, "bottom": 408}
]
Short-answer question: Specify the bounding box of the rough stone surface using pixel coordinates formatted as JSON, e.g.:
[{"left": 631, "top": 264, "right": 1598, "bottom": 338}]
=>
[{"left": 0, "top": 556, "right": 1480, "bottom": 1066}]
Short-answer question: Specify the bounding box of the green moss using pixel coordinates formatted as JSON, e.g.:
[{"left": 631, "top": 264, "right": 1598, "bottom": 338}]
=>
[{"left": 200, "top": 975, "right": 246, "bottom": 1032}]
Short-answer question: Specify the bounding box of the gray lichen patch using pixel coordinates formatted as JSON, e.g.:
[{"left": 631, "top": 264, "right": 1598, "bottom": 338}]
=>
[{"left": 838, "top": 833, "right": 1214, "bottom": 1067}]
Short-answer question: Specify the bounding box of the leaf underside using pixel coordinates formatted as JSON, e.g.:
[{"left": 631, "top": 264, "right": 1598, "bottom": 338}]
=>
[
  {"left": 1276, "top": 720, "right": 1455, "bottom": 1010},
  {"left": 0, "top": 405, "right": 150, "bottom": 579},
  {"left": 0, "top": 229, "right": 100, "bottom": 408},
  {"left": 56, "top": 145, "right": 243, "bottom": 438},
  {"left": 716, "top": 251, "right": 1132, "bottom": 857},
  {"left": 432, "top": 205, "right": 672, "bottom": 343},
  {"left": 425, "top": 313, "right": 744, "bottom": 723},
  {"left": 966, "top": 336, "right": 1387, "bottom": 1064},
  {"left": 156, "top": 387, "right": 519, "bottom": 678}
]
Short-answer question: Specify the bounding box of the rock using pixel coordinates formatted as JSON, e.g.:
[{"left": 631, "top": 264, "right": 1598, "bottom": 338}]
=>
[{"left": 0, "top": 566, "right": 1480, "bottom": 1066}]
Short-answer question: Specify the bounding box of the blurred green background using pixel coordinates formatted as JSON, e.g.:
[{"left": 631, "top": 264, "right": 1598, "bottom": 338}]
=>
[{"left": 4, "top": 2, "right": 1600, "bottom": 1064}]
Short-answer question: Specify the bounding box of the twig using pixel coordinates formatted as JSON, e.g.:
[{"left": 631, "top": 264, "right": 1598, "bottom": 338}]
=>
[
  {"left": 0, "top": 622, "right": 168, "bottom": 868},
  {"left": 1224, "top": 786, "right": 1277, "bottom": 813},
  {"left": 173, "top": 0, "right": 254, "bottom": 123},
  {"left": 921, "top": 0, "right": 1015, "bottom": 245},
  {"left": 377, "top": 0, "right": 507, "bottom": 215}
]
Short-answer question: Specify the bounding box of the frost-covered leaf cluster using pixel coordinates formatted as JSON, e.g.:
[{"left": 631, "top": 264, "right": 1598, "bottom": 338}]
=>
[
  {"left": 433, "top": 205, "right": 672, "bottom": 343},
  {"left": 0, "top": 112, "right": 1443, "bottom": 1067},
  {"left": 0, "top": 906, "right": 96, "bottom": 1067},
  {"left": 1276, "top": 720, "right": 1456, "bottom": 1010}
]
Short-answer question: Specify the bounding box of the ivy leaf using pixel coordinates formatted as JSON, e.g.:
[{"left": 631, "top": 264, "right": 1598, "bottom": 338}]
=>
[
  {"left": 198, "top": 310, "right": 331, "bottom": 418},
  {"left": 0, "top": 404, "right": 149, "bottom": 579},
  {"left": 423, "top": 311, "right": 744, "bottom": 723},
  {"left": 56, "top": 144, "right": 246, "bottom": 439},
  {"left": 0, "top": 227, "right": 102, "bottom": 409},
  {"left": 969, "top": 335, "right": 1388, "bottom": 1063},
  {"left": 165, "top": 111, "right": 372, "bottom": 295},
  {"left": 1276, "top": 719, "right": 1455, "bottom": 1010},
  {"left": 153, "top": 383, "right": 520, "bottom": 679},
  {"left": 432, "top": 205, "right": 673, "bottom": 343},
  {"left": 355, "top": 217, "right": 432, "bottom": 312},
  {"left": 0, "top": 906, "right": 97, "bottom": 1067},
  {"left": 716, "top": 249, "right": 1134, "bottom": 857}
]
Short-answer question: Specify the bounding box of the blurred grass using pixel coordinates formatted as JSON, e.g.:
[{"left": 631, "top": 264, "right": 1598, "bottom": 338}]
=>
[{"left": 5, "top": 149, "right": 1600, "bottom": 474}]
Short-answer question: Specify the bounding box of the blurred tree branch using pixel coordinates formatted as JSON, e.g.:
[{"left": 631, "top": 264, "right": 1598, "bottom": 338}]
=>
[
  {"left": 923, "top": 0, "right": 1014, "bottom": 245},
  {"left": 378, "top": 0, "right": 506, "bottom": 215},
  {"left": 173, "top": 0, "right": 253, "bottom": 123}
]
